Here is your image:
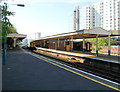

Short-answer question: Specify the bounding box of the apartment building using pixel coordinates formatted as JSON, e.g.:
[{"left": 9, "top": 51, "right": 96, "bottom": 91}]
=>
[
  {"left": 80, "top": 0, "right": 120, "bottom": 30},
  {"left": 35, "top": 32, "right": 41, "bottom": 39}
]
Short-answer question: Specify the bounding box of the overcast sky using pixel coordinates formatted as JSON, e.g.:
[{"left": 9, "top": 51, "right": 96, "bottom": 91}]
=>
[{"left": 2, "top": 0, "right": 101, "bottom": 39}]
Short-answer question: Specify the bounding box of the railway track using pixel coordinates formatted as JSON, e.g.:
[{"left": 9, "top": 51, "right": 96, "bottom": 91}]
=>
[{"left": 28, "top": 49, "right": 120, "bottom": 83}]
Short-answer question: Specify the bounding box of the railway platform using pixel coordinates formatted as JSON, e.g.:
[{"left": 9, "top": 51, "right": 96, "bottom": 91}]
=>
[
  {"left": 36, "top": 47, "right": 120, "bottom": 64},
  {"left": 2, "top": 46, "right": 120, "bottom": 91}
]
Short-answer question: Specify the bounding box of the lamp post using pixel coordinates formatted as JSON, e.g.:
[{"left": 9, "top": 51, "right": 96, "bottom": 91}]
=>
[{"left": 2, "top": 3, "right": 25, "bottom": 65}]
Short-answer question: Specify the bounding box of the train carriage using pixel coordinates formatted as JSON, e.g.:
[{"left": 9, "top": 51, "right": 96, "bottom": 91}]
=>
[{"left": 30, "top": 40, "right": 92, "bottom": 52}]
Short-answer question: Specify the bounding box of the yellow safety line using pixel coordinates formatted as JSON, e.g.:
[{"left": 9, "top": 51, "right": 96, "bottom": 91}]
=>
[{"left": 31, "top": 54, "right": 120, "bottom": 91}]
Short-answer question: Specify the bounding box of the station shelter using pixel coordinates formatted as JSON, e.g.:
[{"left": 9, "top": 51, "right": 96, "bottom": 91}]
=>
[
  {"left": 31, "top": 27, "right": 120, "bottom": 56},
  {"left": 7, "top": 33, "right": 27, "bottom": 49}
]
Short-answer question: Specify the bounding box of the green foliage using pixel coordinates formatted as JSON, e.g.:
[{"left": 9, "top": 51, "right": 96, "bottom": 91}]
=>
[
  {"left": 87, "top": 38, "right": 96, "bottom": 45},
  {"left": 98, "top": 37, "right": 108, "bottom": 46},
  {"left": 1, "top": 2, "right": 17, "bottom": 46},
  {"left": 6, "top": 25, "right": 17, "bottom": 34},
  {"left": 87, "top": 37, "right": 117, "bottom": 46},
  {"left": 92, "top": 47, "right": 95, "bottom": 51},
  {"left": 92, "top": 46, "right": 102, "bottom": 51},
  {"left": 110, "top": 38, "right": 117, "bottom": 45},
  {"left": 1, "top": 3, "right": 15, "bottom": 36},
  {"left": 2, "top": 23, "right": 17, "bottom": 35},
  {"left": 98, "top": 46, "right": 102, "bottom": 50}
]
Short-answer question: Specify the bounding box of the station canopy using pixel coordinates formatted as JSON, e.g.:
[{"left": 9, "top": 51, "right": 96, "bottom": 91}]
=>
[
  {"left": 7, "top": 33, "right": 27, "bottom": 40},
  {"left": 32, "top": 27, "right": 120, "bottom": 42}
]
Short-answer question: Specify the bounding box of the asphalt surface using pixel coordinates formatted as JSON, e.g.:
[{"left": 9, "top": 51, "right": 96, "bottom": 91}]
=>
[{"left": 2, "top": 46, "right": 115, "bottom": 90}]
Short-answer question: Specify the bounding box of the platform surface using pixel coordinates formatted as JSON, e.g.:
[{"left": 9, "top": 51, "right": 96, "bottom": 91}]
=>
[
  {"left": 37, "top": 47, "right": 120, "bottom": 64},
  {"left": 2, "top": 46, "right": 119, "bottom": 90}
]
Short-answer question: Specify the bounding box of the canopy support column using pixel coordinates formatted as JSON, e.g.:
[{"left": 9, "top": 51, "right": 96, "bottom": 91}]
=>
[
  {"left": 58, "top": 39, "right": 59, "bottom": 50},
  {"left": 83, "top": 38, "right": 85, "bottom": 52},
  {"left": 64, "top": 39, "right": 66, "bottom": 51},
  {"left": 13, "top": 38, "right": 17, "bottom": 48},
  {"left": 55, "top": 40, "right": 57, "bottom": 50},
  {"left": 96, "top": 35, "right": 99, "bottom": 56},
  {"left": 71, "top": 36, "right": 73, "bottom": 51},
  {"left": 108, "top": 35, "right": 111, "bottom": 56},
  {"left": 44, "top": 40, "right": 45, "bottom": 47}
]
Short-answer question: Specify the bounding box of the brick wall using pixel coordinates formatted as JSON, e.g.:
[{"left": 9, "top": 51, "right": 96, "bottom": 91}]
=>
[{"left": 92, "top": 46, "right": 120, "bottom": 55}]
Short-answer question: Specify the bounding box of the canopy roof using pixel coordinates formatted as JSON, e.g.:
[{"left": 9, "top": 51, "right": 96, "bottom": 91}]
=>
[
  {"left": 31, "top": 27, "right": 120, "bottom": 42},
  {"left": 7, "top": 33, "right": 27, "bottom": 39}
]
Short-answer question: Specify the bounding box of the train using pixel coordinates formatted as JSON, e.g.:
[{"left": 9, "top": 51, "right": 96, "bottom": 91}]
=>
[
  {"left": 73, "top": 41, "right": 91, "bottom": 51},
  {"left": 29, "top": 40, "right": 92, "bottom": 52}
]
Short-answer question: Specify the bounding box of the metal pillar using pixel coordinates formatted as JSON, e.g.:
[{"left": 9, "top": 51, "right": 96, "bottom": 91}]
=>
[
  {"left": 108, "top": 35, "right": 111, "bottom": 56},
  {"left": 96, "top": 35, "right": 99, "bottom": 56},
  {"left": 2, "top": 3, "right": 7, "bottom": 65},
  {"left": 83, "top": 38, "right": 85, "bottom": 52},
  {"left": 2, "top": 3, "right": 25, "bottom": 65},
  {"left": 71, "top": 36, "right": 73, "bottom": 51},
  {"left": 3, "top": 33, "right": 7, "bottom": 65}
]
